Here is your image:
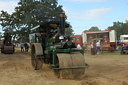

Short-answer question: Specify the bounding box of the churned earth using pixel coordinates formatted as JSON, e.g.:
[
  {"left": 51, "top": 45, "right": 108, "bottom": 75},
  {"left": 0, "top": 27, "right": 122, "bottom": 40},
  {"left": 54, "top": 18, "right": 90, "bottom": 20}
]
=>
[{"left": 0, "top": 48, "right": 128, "bottom": 85}]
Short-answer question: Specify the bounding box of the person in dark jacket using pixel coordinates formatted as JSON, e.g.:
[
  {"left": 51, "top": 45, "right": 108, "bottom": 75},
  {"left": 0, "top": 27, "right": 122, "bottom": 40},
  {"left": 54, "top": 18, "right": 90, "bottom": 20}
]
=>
[
  {"left": 20, "top": 43, "right": 24, "bottom": 52},
  {"left": 24, "top": 43, "right": 29, "bottom": 52}
]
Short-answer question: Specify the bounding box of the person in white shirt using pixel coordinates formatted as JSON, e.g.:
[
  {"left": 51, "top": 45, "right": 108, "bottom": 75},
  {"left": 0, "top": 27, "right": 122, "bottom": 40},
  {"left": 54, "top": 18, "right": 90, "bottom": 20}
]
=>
[
  {"left": 96, "top": 41, "right": 100, "bottom": 54},
  {"left": 77, "top": 44, "right": 82, "bottom": 49}
]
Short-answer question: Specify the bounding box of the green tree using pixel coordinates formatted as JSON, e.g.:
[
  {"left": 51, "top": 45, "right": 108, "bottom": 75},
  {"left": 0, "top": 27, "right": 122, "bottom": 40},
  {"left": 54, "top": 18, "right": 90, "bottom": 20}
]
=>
[
  {"left": 65, "top": 27, "right": 74, "bottom": 36},
  {"left": 106, "top": 21, "right": 128, "bottom": 39},
  {"left": 84, "top": 26, "right": 100, "bottom": 32},
  {"left": 0, "top": 0, "right": 66, "bottom": 42},
  {"left": 65, "top": 22, "right": 74, "bottom": 36},
  {"left": 89, "top": 26, "right": 100, "bottom": 31}
]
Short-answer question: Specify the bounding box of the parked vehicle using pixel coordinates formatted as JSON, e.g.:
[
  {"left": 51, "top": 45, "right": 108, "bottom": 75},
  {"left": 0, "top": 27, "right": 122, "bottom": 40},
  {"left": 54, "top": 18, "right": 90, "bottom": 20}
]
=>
[
  {"left": 70, "top": 35, "right": 82, "bottom": 47},
  {"left": 120, "top": 35, "right": 128, "bottom": 44}
]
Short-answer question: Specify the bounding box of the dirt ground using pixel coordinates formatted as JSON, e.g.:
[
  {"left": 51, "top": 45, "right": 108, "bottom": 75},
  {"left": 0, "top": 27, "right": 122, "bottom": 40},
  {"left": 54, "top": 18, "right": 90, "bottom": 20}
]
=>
[{"left": 0, "top": 48, "right": 128, "bottom": 85}]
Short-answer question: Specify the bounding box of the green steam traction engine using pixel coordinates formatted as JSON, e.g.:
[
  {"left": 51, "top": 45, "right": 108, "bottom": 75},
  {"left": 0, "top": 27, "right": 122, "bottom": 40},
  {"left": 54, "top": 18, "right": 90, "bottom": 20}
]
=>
[
  {"left": 1, "top": 33, "right": 15, "bottom": 54},
  {"left": 29, "top": 13, "right": 88, "bottom": 78}
]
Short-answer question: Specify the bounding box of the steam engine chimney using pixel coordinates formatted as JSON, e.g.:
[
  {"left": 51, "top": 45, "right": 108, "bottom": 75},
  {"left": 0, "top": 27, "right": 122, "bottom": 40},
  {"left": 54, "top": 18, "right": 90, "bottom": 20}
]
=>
[{"left": 60, "top": 12, "right": 66, "bottom": 35}]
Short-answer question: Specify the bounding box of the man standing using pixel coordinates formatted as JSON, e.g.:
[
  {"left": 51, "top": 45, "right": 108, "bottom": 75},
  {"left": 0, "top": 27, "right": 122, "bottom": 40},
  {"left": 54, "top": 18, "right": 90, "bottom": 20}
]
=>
[
  {"left": 24, "top": 43, "right": 29, "bottom": 52},
  {"left": 21, "top": 43, "right": 24, "bottom": 52}
]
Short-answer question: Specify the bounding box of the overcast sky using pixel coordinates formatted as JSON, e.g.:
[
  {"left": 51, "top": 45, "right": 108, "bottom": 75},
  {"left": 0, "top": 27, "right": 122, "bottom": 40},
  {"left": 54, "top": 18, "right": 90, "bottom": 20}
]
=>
[{"left": 0, "top": 0, "right": 128, "bottom": 34}]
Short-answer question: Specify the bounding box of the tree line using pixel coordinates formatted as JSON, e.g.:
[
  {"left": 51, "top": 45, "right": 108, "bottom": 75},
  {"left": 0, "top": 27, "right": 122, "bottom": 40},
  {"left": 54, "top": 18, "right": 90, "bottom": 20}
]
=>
[{"left": 0, "top": 0, "right": 74, "bottom": 42}]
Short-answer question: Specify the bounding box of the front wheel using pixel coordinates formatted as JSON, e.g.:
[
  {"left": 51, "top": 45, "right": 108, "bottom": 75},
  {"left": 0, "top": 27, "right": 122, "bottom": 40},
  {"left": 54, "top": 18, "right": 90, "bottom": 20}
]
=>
[{"left": 31, "top": 43, "right": 43, "bottom": 70}]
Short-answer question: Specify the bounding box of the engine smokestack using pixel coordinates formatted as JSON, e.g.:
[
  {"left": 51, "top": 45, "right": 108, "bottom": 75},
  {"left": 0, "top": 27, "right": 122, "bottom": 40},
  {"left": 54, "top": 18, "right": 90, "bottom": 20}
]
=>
[{"left": 60, "top": 12, "right": 66, "bottom": 35}]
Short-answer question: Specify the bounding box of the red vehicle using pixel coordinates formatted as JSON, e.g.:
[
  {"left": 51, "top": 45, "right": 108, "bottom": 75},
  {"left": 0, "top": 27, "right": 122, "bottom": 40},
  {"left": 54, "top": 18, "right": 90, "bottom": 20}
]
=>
[{"left": 70, "top": 35, "right": 82, "bottom": 47}]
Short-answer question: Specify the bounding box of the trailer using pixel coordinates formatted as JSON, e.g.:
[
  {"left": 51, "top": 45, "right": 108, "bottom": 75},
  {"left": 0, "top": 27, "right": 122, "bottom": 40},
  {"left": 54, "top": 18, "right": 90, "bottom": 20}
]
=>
[
  {"left": 120, "top": 35, "right": 128, "bottom": 44},
  {"left": 82, "top": 30, "right": 117, "bottom": 51}
]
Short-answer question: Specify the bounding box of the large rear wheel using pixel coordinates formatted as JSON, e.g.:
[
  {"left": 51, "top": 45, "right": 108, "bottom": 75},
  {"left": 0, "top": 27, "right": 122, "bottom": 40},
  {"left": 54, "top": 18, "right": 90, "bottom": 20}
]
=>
[{"left": 31, "top": 43, "right": 43, "bottom": 70}]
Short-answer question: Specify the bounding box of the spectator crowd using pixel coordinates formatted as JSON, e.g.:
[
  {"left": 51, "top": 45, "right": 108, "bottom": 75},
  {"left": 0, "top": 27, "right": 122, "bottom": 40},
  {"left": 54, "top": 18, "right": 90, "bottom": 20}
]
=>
[{"left": 20, "top": 42, "right": 29, "bottom": 52}]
